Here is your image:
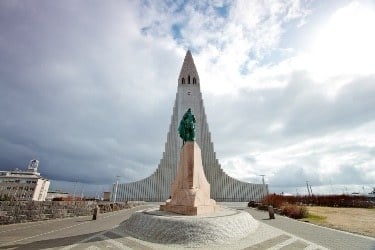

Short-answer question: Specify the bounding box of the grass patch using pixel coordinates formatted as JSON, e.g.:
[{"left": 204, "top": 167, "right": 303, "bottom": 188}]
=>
[{"left": 306, "top": 213, "right": 327, "bottom": 223}]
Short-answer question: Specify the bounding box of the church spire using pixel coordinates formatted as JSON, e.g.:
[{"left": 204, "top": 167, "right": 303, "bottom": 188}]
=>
[
  {"left": 178, "top": 50, "right": 200, "bottom": 85},
  {"left": 112, "top": 51, "right": 268, "bottom": 203}
]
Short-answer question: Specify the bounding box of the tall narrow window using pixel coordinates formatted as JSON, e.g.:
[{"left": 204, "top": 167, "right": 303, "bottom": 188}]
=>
[
  {"left": 193, "top": 77, "right": 196, "bottom": 84},
  {"left": 188, "top": 75, "right": 190, "bottom": 84},
  {"left": 181, "top": 78, "right": 185, "bottom": 84}
]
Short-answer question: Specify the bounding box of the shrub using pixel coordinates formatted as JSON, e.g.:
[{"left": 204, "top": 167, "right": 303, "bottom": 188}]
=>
[
  {"left": 260, "top": 194, "right": 373, "bottom": 208},
  {"left": 260, "top": 194, "right": 286, "bottom": 209},
  {"left": 280, "top": 203, "right": 308, "bottom": 219}
]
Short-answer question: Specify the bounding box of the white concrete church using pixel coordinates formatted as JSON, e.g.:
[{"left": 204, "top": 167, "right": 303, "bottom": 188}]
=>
[{"left": 112, "top": 51, "right": 268, "bottom": 202}]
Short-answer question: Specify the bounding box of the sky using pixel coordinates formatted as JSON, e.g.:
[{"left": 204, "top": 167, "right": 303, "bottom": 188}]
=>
[{"left": 0, "top": 0, "right": 374, "bottom": 196}]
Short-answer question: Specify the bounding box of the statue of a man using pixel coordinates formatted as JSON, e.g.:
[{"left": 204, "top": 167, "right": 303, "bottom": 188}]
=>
[{"left": 178, "top": 108, "right": 196, "bottom": 144}]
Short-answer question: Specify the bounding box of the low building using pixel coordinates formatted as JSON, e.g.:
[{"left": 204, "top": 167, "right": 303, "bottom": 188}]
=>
[
  {"left": 103, "top": 191, "right": 111, "bottom": 201},
  {"left": 0, "top": 159, "right": 50, "bottom": 201},
  {"left": 46, "top": 190, "right": 70, "bottom": 201}
]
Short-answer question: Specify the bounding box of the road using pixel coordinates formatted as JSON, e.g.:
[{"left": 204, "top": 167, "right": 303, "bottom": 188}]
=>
[
  {"left": 242, "top": 206, "right": 375, "bottom": 250},
  {"left": 0, "top": 205, "right": 149, "bottom": 249},
  {"left": 0, "top": 203, "right": 374, "bottom": 249}
]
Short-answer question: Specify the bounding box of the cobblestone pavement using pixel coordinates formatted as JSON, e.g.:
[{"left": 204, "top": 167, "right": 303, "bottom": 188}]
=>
[
  {"left": 0, "top": 203, "right": 374, "bottom": 249},
  {"left": 224, "top": 202, "right": 375, "bottom": 250}
]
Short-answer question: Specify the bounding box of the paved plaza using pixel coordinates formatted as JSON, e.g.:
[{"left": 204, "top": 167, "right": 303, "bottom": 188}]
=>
[{"left": 0, "top": 203, "right": 374, "bottom": 249}]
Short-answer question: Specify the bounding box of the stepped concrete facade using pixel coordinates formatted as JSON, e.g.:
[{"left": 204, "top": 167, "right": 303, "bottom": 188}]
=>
[{"left": 113, "top": 51, "right": 268, "bottom": 202}]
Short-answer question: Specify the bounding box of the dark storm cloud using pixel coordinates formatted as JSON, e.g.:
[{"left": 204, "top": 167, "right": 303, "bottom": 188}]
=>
[
  {"left": 268, "top": 163, "right": 373, "bottom": 189},
  {"left": 283, "top": 74, "right": 375, "bottom": 136},
  {"left": 331, "top": 165, "right": 373, "bottom": 185},
  {"left": 0, "top": 1, "right": 180, "bottom": 185},
  {"left": 205, "top": 72, "right": 375, "bottom": 188},
  {"left": 207, "top": 73, "right": 375, "bottom": 156}
]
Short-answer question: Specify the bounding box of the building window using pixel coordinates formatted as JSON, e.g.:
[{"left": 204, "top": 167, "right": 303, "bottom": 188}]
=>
[
  {"left": 181, "top": 78, "right": 185, "bottom": 84},
  {"left": 193, "top": 77, "right": 196, "bottom": 84},
  {"left": 188, "top": 75, "right": 190, "bottom": 84}
]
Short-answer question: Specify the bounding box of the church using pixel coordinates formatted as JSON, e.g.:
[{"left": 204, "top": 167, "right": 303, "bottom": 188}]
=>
[{"left": 113, "top": 51, "right": 268, "bottom": 202}]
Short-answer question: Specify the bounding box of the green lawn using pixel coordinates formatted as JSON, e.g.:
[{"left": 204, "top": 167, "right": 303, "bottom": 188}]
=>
[{"left": 305, "top": 212, "right": 327, "bottom": 223}]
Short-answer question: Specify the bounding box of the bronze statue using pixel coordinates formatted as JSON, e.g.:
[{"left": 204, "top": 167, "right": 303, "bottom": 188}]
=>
[{"left": 178, "top": 108, "right": 196, "bottom": 144}]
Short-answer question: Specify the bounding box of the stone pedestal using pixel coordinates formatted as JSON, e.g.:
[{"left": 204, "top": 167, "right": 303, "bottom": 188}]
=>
[
  {"left": 160, "top": 141, "right": 217, "bottom": 215},
  {"left": 122, "top": 207, "right": 259, "bottom": 246}
]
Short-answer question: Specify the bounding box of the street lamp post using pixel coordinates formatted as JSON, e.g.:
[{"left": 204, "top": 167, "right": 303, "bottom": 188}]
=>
[
  {"left": 306, "top": 181, "right": 313, "bottom": 196},
  {"left": 259, "top": 175, "right": 268, "bottom": 197},
  {"left": 73, "top": 179, "right": 78, "bottom": 200},
  {"left": 113, "top": 175, "right": 120, "bottom": 203},
  {"left": 259, "top": 175, "right": 265, "bottom": 185}
]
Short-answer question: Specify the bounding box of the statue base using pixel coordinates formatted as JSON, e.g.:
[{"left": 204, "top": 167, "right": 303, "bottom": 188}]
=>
[
  {"left": 121, "top": 207, "right": 259, "bottom": 246},
  {"left": 160, "top": 203, "right": 216, "bottom": 216},
  {"left": 160, "top": 141, "right": 217, "bottom": 215}
]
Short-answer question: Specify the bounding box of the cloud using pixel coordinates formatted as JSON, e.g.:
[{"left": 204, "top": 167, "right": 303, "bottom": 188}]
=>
[
  {"left": 0, "top": 1, "right": 182, "bottom": 184},
  {"left": 0, "top": 1, "right": 374, "bottom": 196},
  {"left": 307, "top": 1, "right": 375, "bottom": 78},
  {"left": 206, "top": 72, "right": 375, "bottom": 189},
  {"left": 135, "top": 0, "right": 310, "bottom": 94},
  {"left": 268, "top": 165, "right": 322, "bottom": 187}
]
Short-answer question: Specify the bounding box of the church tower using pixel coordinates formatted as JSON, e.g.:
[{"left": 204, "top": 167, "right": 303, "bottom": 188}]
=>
[{"left": 113, "top": 51, "right": 268, "bottom": 202}]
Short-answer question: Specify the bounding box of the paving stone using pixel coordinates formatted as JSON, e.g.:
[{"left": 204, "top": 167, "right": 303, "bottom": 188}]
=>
[{"left": 243, "top": 234, "right": 291, "bottom": 250}]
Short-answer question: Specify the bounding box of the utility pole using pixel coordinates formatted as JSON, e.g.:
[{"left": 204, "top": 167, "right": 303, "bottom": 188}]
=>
[
  {"left": 80, "top": 185, "right": 84, "bottom": 200},
  {"left": 73, "top": 179, "right": 78, "bottom": 200},
  {"left": 306, "top": 181, "right": 311, "bottom": 196},
  {"left": 259, "top": 175, "right": 265, "bottom": 185},
  {"left": 113, "top": 175, "right": 120, "bottom": 203},
  {"left": 259, "top": 175, "right": 268, "bottom": 197}
]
